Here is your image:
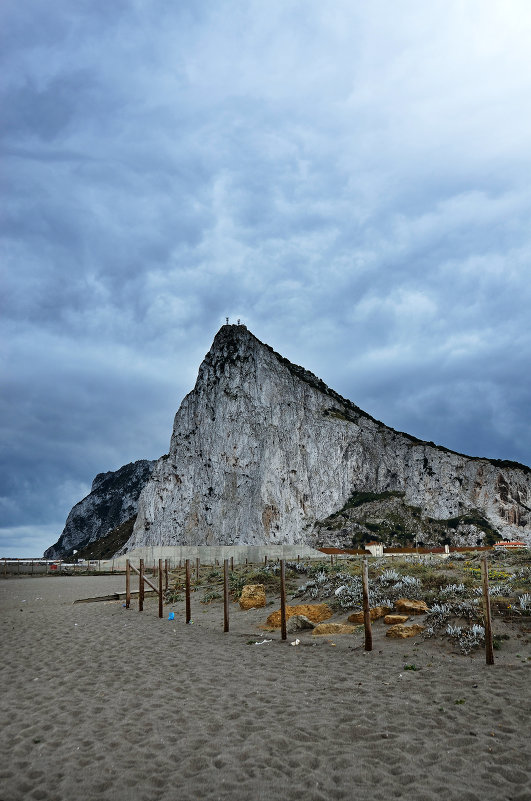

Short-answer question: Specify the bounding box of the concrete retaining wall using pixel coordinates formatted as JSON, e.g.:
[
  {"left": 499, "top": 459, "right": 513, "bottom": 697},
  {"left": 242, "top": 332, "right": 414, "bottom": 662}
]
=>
[{"left": 110, "top": 544, "right": 324, "bottom": 570}]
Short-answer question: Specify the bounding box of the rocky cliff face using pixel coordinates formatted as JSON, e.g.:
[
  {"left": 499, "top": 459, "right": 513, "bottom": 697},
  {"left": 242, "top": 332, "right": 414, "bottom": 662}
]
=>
[
  {"left": 120, "top": 325, "right": 531, "bottom": 552},
  {"left": 44, "top": 459, "right": 156, "bottom": 558}
]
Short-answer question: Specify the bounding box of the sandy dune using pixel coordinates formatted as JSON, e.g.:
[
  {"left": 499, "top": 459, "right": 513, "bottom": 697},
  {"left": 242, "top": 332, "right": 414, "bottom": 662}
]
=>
[{"left": 1, "top": 575, "right": 529, "bottom": 801}]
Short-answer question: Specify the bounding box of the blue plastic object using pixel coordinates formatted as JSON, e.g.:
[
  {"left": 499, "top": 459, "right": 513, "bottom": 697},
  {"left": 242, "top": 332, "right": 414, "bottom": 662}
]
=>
[{"left": 168, "top": 612, "right": 175, "bottom": 620}]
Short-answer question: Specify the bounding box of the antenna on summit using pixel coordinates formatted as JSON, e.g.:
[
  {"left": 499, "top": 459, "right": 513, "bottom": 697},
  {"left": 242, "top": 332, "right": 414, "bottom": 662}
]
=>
[{"left": 225, "top": 317, "right": 229, "bottom": 325}]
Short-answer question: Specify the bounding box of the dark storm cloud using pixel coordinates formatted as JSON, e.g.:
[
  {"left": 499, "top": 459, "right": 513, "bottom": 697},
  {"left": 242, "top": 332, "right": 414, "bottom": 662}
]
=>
[{"left": 2, "top": 0, "right": 531, "bottom": 554}]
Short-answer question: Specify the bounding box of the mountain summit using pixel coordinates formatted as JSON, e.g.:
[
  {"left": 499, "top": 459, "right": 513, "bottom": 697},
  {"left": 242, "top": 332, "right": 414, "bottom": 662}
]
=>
[{"left": 120, "top": 324, "right": 530, "bottom": 552}]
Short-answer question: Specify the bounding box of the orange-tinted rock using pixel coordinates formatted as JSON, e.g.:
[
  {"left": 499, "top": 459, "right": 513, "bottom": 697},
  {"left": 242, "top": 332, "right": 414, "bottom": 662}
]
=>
[
  {"left": 348, "top": 605, "right": 392, "bottom": 624},
  {"left": 384, "top": 614, "right": 409, "bottom": 624},
  {"left": 313, "top": 623, "right": 357, "bottom": 636},
  {"left": 394, "top": 599, "right": 429, "bottom": 615},
  {"left": 386, "top": 623, "right": 425, "bottom": 639},
  {"left": 266, "top": 604, "right": 332, "bottom": 628},
  {"left": 239, "top": 584, "right": 266, "bottom": 610}
]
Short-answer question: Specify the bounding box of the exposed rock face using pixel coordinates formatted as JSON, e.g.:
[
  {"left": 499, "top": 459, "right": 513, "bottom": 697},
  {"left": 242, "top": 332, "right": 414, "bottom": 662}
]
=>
[
  {"left": 239, "top": 585, "right": 266, "bottom": 610},
  {"left": 266, "top": 604, "right": 333, "bottom": 628},
  {"left": 44, "top": 460, "right": 156, "bottom": 558},
  {"left": 121, "top": 324, "right": 531, "bottom": 552},
  {"left": 348, "top": 606, "right": 392, "bottom": 624},
  {"left": 394, "top": 599, "right": 430, "bottom": 616},
  {"left": 312, "top": 623, "right": 357, "bottom": 636},
  {"left": 286, "top": 615, "right": 315, "bottom": 633},
  {"left": 386, "top": 623, "right": 425, "bottom": 639}
]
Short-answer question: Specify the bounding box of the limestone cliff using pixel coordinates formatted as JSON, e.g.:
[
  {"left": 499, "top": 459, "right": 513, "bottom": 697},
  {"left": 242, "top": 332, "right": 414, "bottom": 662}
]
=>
[
  {"left": 44, "top": 459, "right": 156, "bottom": 558},
  {"left": 120, "top": 325, "right": 530, "bottom": 552}
]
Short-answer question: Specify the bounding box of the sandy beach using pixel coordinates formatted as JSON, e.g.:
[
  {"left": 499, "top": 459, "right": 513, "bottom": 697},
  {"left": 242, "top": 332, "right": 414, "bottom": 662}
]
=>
[{"left": 1, "top": 574, "right": 529, "bottom": 801}]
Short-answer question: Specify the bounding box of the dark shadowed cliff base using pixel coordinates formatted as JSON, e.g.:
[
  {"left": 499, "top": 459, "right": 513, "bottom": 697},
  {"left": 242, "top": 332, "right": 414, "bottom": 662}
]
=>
[{"left": 1, "top": 576, "right": 529, "bottom": 801}]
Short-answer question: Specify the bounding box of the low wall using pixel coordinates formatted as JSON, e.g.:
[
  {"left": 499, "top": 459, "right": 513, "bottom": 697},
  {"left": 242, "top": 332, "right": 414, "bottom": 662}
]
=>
[{"left": 111, "top": 544, "right": 324, "bottom": 570}]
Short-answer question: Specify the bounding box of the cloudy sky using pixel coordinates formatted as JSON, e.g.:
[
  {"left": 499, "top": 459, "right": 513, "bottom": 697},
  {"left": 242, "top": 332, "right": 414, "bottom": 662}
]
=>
[{"left": 2, "top": 1, "right": 531, "bottom": 556}]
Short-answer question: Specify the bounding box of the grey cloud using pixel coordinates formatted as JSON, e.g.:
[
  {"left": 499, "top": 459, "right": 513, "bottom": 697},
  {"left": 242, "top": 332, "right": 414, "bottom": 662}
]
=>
[{"left": 2, "top": 1, "right": 531, "bottom": 555}]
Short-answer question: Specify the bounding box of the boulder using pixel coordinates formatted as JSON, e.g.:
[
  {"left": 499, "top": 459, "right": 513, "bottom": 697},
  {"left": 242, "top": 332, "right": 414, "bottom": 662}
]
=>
[
  {"left": 239, "top": 584, "right": 266, "bottom": 610},
  {"left": 286, "top": 614, "right": 315, "bottom": 633},
  {"left": 313, "top": 623, "right": 357, "bottom": 636},
  {"left": 384, "top": 614, "right": 409, "bottom": 624},
  {"left": 386, "top": 623, "right": 425, "bottom": 639},
  {"left": 266, "top": 604, "right": 332, "bottom": 628},
  {"left": 394, "top": 599, "right": 429, "bottom": 615},
  {"left": 347, "top": 605, "right": 392, "bottom": 624}
]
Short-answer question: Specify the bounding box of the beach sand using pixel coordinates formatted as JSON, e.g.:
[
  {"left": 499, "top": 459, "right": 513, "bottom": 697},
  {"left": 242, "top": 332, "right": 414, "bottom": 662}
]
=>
[{"left": 1, "top": 575, "right": 529, "bottom": 801}]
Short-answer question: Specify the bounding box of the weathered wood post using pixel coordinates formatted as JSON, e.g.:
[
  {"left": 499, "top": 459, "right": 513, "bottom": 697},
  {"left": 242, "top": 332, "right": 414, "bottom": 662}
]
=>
[
  {"left": 481, "top": 555, "right": 495, "bottom": 665},
  {"left": 164, "top": 559, "right": 169, "bottom": 591},
  {"left": 230, "top": 555, "right": 234, "bottom": 571},
  {"left": 362, "top": 558, "right": 373, "bottom": 652},
  {"left": 158, "top": 559, "right": 163, "bottom": 619},
  {"left": 196, "top": 557, "right": 200, "bottom": 582},
  {"left": 139, "top": 559, "right": 144, "bottom": 612},
  {"left": 280, "top": 559, "right": 287, "bottom": 641},
  {"left": 185, "top": 559, "right": 191, "bottom": 624},
  {"left": 264, "top": 555, "right": 268, "bottom": 566},
  {"left": 223, "top": 559, "right": 229, "bottom": 633},
  {"left": 125, "top": 560, "right": 131, "bottom": 609}
]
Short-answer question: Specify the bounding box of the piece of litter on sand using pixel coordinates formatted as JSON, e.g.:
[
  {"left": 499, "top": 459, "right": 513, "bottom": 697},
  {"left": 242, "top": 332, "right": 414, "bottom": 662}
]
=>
[
  {"left": 290, "top": 639, "right": 300, "bottom": 646},
  {"left": 254, "top": 639, "right": 272, "bottom": 645},
  {"left": 168, "top": 612, "right": 175, "bottom": 620}
]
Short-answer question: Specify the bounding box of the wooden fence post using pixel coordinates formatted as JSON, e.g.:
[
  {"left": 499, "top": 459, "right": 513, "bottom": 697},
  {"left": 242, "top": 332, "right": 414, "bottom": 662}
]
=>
[
  {"left": 185, "top": 559, "right": 191, "bottom": 624},
  {"left": 481, "top": 556, "right": 495, "bottom": 665},
  {"left": 362, "top": 558, "right": 373, "bottom": 652},
  {"left": 164, "top": 559, "right": 168, "bottom": 591},
  {"left": 126, "top": 560, "right": 131, "bottom": 609},
  {"left": 264, "top": 555, "right": 267, "bottom": 566},
  {"left": 223, "top": 559, "right": 229, "bottom": 633},
  {"left": 139, "top": 559, "right": 144, "bottom": 612},
  {"left": 230, "top": 556, "right": 234, "bottom": 571},
  {"left": 158, "top": 559, "right": 163, "bottom": 618},
  {"left": 280, "top": 559, "right": 287, "bottom": 641}
]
